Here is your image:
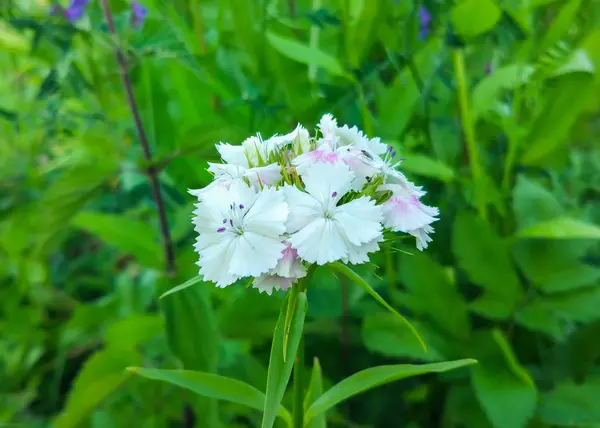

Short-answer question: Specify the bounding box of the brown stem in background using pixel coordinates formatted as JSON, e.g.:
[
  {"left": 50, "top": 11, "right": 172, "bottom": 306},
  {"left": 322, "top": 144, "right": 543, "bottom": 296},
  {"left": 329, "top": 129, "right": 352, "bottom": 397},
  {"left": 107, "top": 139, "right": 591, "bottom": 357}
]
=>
[{"left": 99, "top": 0, "right": 176, "bottom": 276}]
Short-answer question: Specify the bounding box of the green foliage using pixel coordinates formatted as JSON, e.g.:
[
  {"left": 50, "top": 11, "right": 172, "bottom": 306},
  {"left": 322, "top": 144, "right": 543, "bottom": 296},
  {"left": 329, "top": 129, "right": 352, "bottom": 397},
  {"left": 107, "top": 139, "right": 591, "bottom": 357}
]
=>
[
  {"left": 262, "top": 291, "right": 307, "bottom": 428},
  {"left": 305, "top": 360, "right": 477, "bottom": 424},
  {"left": 3, "top": 0, "right": 600, "bottom": 426},
  {"left": 128, "top": 367, "right": 292, "bottom": 424}
]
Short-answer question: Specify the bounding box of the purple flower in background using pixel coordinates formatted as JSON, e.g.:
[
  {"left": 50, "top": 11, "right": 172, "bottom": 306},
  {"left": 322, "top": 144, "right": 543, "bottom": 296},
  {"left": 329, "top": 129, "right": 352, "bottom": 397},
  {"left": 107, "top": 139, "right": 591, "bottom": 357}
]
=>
[
  {"left": 64, "top": 0, "right": 89, "bottom": 23},
  {"left": 50, "top": 0, "right": 89, "bottom": 23},
  {"left": 131, "top": 1, "right": 148, "bottom": 30},
  {"left": 418, "top": 6, "right": 431, "bottom": 40}
]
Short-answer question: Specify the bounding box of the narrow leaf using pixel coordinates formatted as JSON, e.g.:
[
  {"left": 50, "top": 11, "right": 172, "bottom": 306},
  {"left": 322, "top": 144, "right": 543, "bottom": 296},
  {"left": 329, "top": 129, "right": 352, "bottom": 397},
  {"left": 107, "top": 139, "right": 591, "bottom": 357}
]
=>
[
  {"left": 305, "top": 360, "right": 477, "bottom": 423},
  {"left": 266, "top": 31, "right": 348, "bottom": 78},
  {"left": 160, "top": 275, "right": 204, "bottom": 299},
  {"left": 262, "top": 292, "right": 307, "bottom": 428},
  {"left": 127, "top": 368, "right": 291, "bottom": 424},
  {"left": 54, "top": 348, "right": 138, "bottom": 428},
  {"left": 304, "top": 358, "right": 326, "bottom": 428},
  {"left": 516, "top": 217, "right": 600, "bottom": 240},
  {"left": 329, "top": 262, "right": 425, "bottom": 350}
]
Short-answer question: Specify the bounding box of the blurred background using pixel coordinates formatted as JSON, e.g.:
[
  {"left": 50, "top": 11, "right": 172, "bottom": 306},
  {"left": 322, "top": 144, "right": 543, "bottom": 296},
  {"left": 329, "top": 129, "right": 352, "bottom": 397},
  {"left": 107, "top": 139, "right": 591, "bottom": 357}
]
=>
[{"left": 2, "top": 0, "right": 600, "bottom": 427}]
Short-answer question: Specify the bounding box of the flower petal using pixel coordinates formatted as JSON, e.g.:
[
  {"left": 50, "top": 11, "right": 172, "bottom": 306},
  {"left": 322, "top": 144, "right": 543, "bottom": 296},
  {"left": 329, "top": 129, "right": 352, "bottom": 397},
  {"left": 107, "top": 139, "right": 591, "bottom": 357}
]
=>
[
  {"left": 290, "top": 217, "right": 347, "bottom": 265},
  {"left": 409, "top": 225, "right": 435, "bottom": 250},
  {"left": 282, "top": 185, "right": 321, "bottom": 233},
  {"left": 217, "top": 142, "right": 248, "bottom": 167},
  {"left": 244, "top": 163, "right": 282, "bottom": 188},
  {"left": 253, "top": 275, "right": 294, "bottom": 295},
  {"left": 197, "top": 232, "right": 239, "bottom": 286},
  {"left": 334, "top": 196, "right": 383, "bottom": 245},
  {"left": 301, "top": 163, "right": 355, "bottom": 206},
  {"left": 343, "top": 236, "right": 383, "bottom": 264},
  {"left": 243, "top": 187, "right": 288, "bottom": 237},
  {"left": 229, "top": 232, "right": 286, "bottom": 277},
  {"left": 380, "top": 189, "right": 438, "bottom": 232}
]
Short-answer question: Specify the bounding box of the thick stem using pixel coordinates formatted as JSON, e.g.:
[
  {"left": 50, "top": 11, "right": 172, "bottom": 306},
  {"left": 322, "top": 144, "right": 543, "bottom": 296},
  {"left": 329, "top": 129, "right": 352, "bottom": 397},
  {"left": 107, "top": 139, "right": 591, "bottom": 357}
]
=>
[
  {"left": 99, "top": 0, "right": 176, "bottom": 275},
  {"left": 292, "top": 336, "right": 305, "bottom": 428},
  {"left": 452, "top": 49, "right": 487, "bottom": 220}
]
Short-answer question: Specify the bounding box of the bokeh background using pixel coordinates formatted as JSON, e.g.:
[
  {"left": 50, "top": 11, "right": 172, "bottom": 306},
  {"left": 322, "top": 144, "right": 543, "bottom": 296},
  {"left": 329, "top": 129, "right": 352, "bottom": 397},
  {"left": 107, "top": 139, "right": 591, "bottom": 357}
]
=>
[{"left": 2, "top": 0, "right": 600, "bottom": 427}]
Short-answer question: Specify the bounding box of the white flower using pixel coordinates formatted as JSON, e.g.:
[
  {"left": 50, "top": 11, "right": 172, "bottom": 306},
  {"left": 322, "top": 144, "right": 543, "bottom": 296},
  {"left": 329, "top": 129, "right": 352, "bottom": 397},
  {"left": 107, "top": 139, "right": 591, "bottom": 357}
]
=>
[
  {"left": 189, "top": 163, "right": 282, "bottom": 199},
  {"left": 284, "top": 163, "right": 383, "bottom": 265},
  {"left": 318, "top": 113, "right": 338, "bottom": 137},
  {"left": 378, "top": 183, "right": 438, "bottom": 251},
  {"left": 316, "top": 113, "right": 387, "bottom": 155},
  {"left": 216, "top": 142, "right": 248, "bottom": 167},
  {"left": 409, "top": 225, "right": 435, "bottom": 250},
  {"left": 266, "top": 124, "right": 311, "bottom": 155},
  {"left": 192, "top": 180, "right": 289, "bottom": 286},
  {"left": 253, "top": 275, "right": 294, "bottom": 295},
  {"left": 253, "top": 242, "right": 307, "bottom": 295},
  {"left": 343, "top": 236, "right": 384, "bottom": 264}
]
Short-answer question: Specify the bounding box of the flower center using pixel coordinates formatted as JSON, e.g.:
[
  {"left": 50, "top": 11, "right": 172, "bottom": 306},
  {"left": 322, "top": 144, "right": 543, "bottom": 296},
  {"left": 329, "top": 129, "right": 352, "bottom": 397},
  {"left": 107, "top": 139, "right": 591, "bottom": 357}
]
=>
[{"left": 216, "top": 202, "right": 246, "bottom": 235}]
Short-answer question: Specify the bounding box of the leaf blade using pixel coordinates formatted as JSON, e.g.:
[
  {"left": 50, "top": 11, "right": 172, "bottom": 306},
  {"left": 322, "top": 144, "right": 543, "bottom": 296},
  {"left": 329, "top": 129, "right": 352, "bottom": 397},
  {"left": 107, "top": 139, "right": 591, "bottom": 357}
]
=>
[
  {"left": 329, "top": 262, "right": 426, "bottom": 350},
  {"left": 305, "top": 360, "right": 477, "bottom": 423}
]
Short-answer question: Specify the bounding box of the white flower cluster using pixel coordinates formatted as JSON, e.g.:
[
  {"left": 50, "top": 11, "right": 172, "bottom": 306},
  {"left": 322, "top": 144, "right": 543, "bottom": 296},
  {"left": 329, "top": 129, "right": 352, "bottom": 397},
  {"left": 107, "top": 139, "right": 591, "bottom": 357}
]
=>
[{"left": 190, "top": 114, "right": 439, "bottom": 295}]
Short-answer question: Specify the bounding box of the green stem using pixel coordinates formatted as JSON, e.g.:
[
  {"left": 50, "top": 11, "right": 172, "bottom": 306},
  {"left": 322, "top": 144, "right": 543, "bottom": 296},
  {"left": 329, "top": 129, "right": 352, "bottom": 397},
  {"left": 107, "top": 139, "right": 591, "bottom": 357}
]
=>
[
  {"left": 502, "top": 65, "right": 524, "bottom": 192},
  {"left": 292, "top": 336, "right": 305, "bottom": 428},
  {"left": 452, "top": 49, "right": 487, "bottom": 220},
  {"left": 291, "top": 275, "right": 309, "bottom": 428}
]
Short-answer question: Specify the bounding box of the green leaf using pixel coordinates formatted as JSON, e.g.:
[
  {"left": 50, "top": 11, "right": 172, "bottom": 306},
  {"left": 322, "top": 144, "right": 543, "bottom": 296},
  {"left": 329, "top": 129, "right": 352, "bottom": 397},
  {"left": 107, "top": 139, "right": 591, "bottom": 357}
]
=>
[
  {"left": 54, "top": 348, "right": 139, "bottom": 428},
  {"left": 304, "top": 360, "right": 477, "bottom": 424},
  {"left": 0, "top": 21, "right": 29, "bottom": 53},
  {"left": 266, "top": 31, "right": 348, "bottom": 78},
  {"left": 516, "top": 287, "right": 600, "bottom": 340},
  {"left": 451, "top": 0, "right": 502, "bottom": 38},
  {"left": 160, "top": 275, "right": 204, "bottom": 299},
  {"left": 491, "top": 329, "right": 534, "bottom": 387},
  {"left": 105, "top": 314, "right": 163, "bottom": 349},
  {"left": 304, "top": 358, "right": 326, "bottom": 428},
  {"left": 127, "top": 367, "right": 291, "bottom": 425},
  {"left": 329, "top": 262, "right": 426, "bottom": 350},
  {"left": 444, "top": 386, "right": 494, "bottom": 428},
  {"left": 521, "top": 72, "right": 594, "bottom": 165},
  {"left": 538, "top": 0, "right": 582, "bottom": 54},
  {"left": 452, "top": 213, "right": 524, "bottom": 319},
  {"left": 516, "top": 217, "right": 600, "bottom": 240},
  {"left": 35, "top": 165, "right": 114, "bottom": 256},
  {"left": 160, "top": 284, "right": 219, "bottom": 371},
  {"left": 344, "top": 0, "right": 379, "bottom": 68},
  {"left": 362, "top": 313, "right": 444, "bottom": 362},
  {"left": 72, "top": 212, "right": 162, "bottom": 268},
  {"left": 513, "top": 176, "right": 563, "bottom": 229},
  {"left": 400, "top": 154, "right": 455, "bottom": 182},
  {"left": 160, "top": 281, "right": 220, "bottom": 426},
  {"left": 261, "top": 291, "right": 307, "bottom": 428},
  {"left": 513, "top": 244, "right": 600, "bottom": 293},
  {"left": 376, "top": 36, "right": 443, "bottom": 138},
  {"left": 471, "top": 332, "right": 537, "bottom": 428},
  {"left": 399, "top": 254, "right": 471, "bottom": 340},
  {"left": 471, "top": 64, "right": 534, "bottom": 120},
  {"left": 472, "top": 364, "right": 537, "bottom": 428},
  {"left": 539, "top": 379, "right": 600, "bottom": 426}
]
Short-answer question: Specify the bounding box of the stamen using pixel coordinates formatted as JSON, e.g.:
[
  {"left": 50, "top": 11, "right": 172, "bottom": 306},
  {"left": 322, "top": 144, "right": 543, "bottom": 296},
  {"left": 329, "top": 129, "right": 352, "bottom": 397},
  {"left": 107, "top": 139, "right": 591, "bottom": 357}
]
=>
[
  {"left": 392, "top": 151, "right": 397, "bottom": 158},
  {"left": 239, "top": 204, "right": 244, "bottom": 209},
  {"left": 222, "top": 219, "right": 227, "bottom": 224},
  {"left": 331, "top": 191, "right": 338, "bottom": 198},
  {"left": 387, "top": 146, "right": 393, "bottom": 153},
  {"left": 229, "top": 219, "right": 233, "bottom": 227},
  {"left": 216, "top": 227, "right": 226, "bottom": 233}
]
